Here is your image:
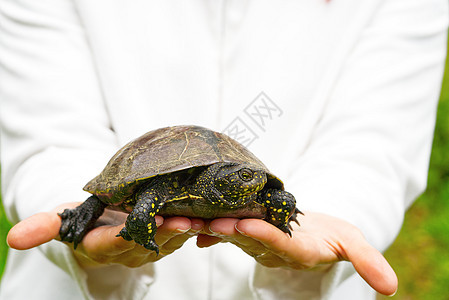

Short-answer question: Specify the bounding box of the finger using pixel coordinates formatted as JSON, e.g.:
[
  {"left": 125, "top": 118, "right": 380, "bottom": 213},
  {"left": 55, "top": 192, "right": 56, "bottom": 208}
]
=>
[
  {"left": 77, "top": 224, "right": 136, "bottom": 256},
  {"left": 80, "top": 216, "right": 191, "bottom": 259},
  {"left": 209, "top": 218, "right": 272, "bottom": 255},
  {"left": 79, "top": 215, "right": 164, "bottom": 256},
  {"left": 154, "top": 216, "right": 192, "bottom": 246},
  {"left": 160, "top": 233, "right": 191, "bottom": 255},
  {"left": 197, "top": 219, "right": 223, "bottom": 247},
  {"left": 345, "top": 238, "right": 398, "bottom": 296},
  {"left": 190, "top": 218, "right": 206, "bottom": 232},
  {"left": 159, "top": 218, "right": 205, "bottom": 253},
  {"left": 209, "top": 218, "right": 251, "bottom": 245},
  {"left": 110, "top": 218, "right": 204, "bottom": 266},
  {"left": 209, "top": 218, "right": 293, "bottom": 268},
  {"left": 234, "top": 219, "right": 293, "bottom": 252},
  {"left": 7, "top": 212, "right": 61, "bottom": 250},
  {"left": 208, "top": 218, "right": 240, "bottom": 236},
  {"left": 235, "top": 219, "right": 321, "bottom": 269}
]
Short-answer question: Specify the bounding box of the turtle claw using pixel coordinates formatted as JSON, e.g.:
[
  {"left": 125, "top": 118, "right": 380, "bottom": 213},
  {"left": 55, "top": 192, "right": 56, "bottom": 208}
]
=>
[
  {"left": 278, "top": 207, "right": 304, "bottom": 237},
  {"left": 59, "top": 208, "right": 88, "bottom": 249},
  {"left": 290, "top": 208, "right": 303, "bottom": 227},
  {"left": 278, "top": 224, "right": 293, "bottom": 237},
  {"left": 116, "top": 228, "right": 160, "bottom": 255},
  {"left": 116, "top": 227, "right": 133, "bottom": 241},
  {"left": 143, "top": 240, "right": 160, "bottom": 255},
  {"left": 58, "top": 209, "right": 74, "bottom": 238},
  {"left": 58, "top": 196, "right": 106, "bottom": 249}
]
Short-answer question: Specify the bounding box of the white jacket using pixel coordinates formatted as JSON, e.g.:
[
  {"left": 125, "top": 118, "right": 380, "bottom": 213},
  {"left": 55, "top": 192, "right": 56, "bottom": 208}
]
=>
[{"left": 0, "top": 0, "right": 447, "bottom": 299}]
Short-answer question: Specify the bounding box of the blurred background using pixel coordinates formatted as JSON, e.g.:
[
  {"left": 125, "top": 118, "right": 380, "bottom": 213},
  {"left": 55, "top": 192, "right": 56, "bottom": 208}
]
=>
[{"left": 0, "top": 40, "right": 448, "bottom": 300}]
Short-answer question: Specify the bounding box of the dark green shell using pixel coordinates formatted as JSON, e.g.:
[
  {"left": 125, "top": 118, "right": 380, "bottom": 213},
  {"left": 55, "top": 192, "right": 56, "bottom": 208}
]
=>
[{"left": 84, "top": 125, "right": 283, "bottom": 204}]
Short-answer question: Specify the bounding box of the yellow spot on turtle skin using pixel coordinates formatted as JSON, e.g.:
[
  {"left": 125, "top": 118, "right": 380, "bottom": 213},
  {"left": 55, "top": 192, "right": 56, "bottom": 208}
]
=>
[
  {"left": 282, "top": 201, "right": 287, "bottom": 205},
  {"left": 151, "top": 203, "right": 155, "bottom": 208},
  {"left": 155, "top": 197, "right": 158, "bottom": 201},
  {"left": 277, "top": 209, "right": 282, "bottom": 213},
  {"left": 267, "top": 193, "right": 271, "bottom": 197},
  {"left": 173, "top": 181, "right": 179, "bottom": 188},
  {"left": 271, "top": 217, "right": 276, "bottom": 221}
]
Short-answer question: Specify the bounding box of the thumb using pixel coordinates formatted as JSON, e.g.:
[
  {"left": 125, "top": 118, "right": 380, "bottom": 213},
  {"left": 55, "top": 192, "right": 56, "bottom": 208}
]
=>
[
  {"left": 346, "top": 238, "right": 398, "bottom": 296},
  {"left": 7, "top": 212, "right": 61, "bottom": 250}
]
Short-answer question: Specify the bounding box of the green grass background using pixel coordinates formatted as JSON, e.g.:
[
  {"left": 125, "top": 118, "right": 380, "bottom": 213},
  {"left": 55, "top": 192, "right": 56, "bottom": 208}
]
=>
[
  {"left": 0, "top": 43, "right": 448, "bottom": 298},
  {"left": 0, "top": 197, "right": 8, "bottom": 279}
]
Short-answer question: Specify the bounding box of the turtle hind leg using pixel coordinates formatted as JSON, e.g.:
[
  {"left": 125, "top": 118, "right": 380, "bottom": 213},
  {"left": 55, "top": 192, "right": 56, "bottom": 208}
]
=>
[
  {"left": 118, "top": 186, "right": 164, "bottom": 255},
  {"left": 257, "top": 189, "right": 298, "bottom": 237},
  {"left": 59, "top": 195, "right": 107, "bottom": 249}
]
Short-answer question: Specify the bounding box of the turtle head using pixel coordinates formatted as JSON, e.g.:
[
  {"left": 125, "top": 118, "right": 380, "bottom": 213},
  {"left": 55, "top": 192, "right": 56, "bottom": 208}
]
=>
[{"left": 212, "top": 162, "right": 267, "bottom": 206}]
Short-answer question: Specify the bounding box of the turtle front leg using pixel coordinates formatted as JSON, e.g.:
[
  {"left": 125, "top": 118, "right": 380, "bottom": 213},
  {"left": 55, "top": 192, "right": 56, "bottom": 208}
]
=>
[
  {"left": 257, "top": 189, "right": 299, "bottom": 237},
  {"left": 59, "top": 195, "right": 107, "bottom": 249},
  {"left": 116, "top": 186, "right": 164, "bottom": 254}
]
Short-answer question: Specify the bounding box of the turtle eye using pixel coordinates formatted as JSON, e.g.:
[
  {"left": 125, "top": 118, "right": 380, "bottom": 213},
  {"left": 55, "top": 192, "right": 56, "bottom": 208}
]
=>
[{"left": 238, "top": 169, "right": 253, "bottom": 181}]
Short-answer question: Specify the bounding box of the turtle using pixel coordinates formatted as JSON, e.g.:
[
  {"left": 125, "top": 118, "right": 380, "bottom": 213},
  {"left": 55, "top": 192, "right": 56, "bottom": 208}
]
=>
[{"left": 59, "top": 125, "right": 301, "bottom": 254}]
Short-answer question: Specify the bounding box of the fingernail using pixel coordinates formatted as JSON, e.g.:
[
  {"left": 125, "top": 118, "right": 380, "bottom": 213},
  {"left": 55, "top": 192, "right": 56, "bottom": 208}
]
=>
[
  {"left": 387, "top": 290, "right": 397, "bottom": 297},
  {"left": 208, "top": 225, "right": 218, "bottom": 235},
  {"left": 190, "top": 220, "right": 204, "bottom": 232},
  {"left": 155, "top": 217, "right": 164, "bottom": 227},
  {"left": 175, "top": 228, "right": 190, "bottom": 234},
  {"left": 186, "top": 229, "right": 200, "bottom": 236},
  {"left": 208, "top": 225, "right": 224, "bottom": 236},
  {"left": 234, "top": 224, "right": 247, "bottom": 236}
]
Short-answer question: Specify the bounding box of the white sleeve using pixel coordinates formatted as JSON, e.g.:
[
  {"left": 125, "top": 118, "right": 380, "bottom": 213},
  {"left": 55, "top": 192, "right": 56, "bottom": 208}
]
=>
[
  {"left": 296, "top": 0, "right": 448, "bottom": 250},
  {"left": 253, "top": 0, "right": 447, "bottom": 298},
  {"left": 295, "top": 0, "right": 448, "bottom": 250},
  {"left": 0, "top": 0, "right": 116, "bottom": 219},
  {"left": 0, "top": 1, "right": 151, "bottom": 298}
]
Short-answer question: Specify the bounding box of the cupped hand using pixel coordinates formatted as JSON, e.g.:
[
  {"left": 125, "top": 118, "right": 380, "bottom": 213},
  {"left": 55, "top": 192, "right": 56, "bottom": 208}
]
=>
[
  {"left": 7, "top": 203, "right": 204, "bottom": 268},
  {"left": 196, "top": 212, "right": 398, "bottom": 296}
]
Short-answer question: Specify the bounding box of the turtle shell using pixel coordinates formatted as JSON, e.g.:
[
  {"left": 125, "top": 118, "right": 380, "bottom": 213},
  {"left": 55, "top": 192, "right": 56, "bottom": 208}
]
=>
[{"left": 84, "top": 125, "right": 284, "bottom": 204}]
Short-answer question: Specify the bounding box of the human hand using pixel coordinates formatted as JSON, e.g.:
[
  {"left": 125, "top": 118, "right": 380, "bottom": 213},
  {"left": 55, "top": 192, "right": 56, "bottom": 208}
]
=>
[
  {"left": 7, "top": 203, "right": 204, "bottom": 268},
  {"left": 197, "top": 212, "right": 398, "bottom": 296}
]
